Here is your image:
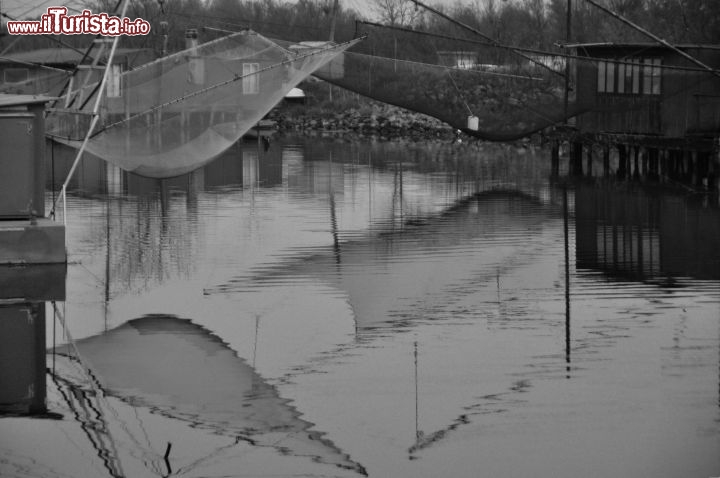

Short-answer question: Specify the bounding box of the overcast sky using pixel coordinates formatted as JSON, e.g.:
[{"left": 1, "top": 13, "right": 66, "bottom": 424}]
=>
[{"left": 2, "top": 0, "right": 88, "bottom": 20}]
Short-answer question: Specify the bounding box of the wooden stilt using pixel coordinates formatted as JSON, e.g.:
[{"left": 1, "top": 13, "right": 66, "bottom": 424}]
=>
[{"left": 617, "top": 144, "right": 627, "bottom": 180}]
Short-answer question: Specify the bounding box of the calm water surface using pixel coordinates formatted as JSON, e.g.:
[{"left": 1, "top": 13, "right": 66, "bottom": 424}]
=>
[{"left": 1, "top": 135, "right": 719, "bottom": 478}]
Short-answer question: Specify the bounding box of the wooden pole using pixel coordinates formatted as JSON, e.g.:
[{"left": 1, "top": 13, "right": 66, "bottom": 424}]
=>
[
  {"left": 563, "top": 186, "right": 571, "bottom": 376},
  {"left": 328, "top": 0, "right": 339, "bottom": 42},
  {"left": 564, "top": 0, "right": 572, "bottom": 123}
]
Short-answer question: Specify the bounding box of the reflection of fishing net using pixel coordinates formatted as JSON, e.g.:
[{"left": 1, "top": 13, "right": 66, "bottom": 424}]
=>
[
  {"left": 55, "top": 316, "right": 367, "bottom": 475},
  {"left": 314, "top": 49, "right": 578, "bottom": 141},
  {"left": 46, "top": 31, "right": 360, "bottom": 178}
]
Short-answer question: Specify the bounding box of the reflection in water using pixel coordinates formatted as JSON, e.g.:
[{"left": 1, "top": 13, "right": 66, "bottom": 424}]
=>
[
  {"left": 3, "top": 136, "right": 718, "bottom": 478},
  {"left": 52, "top": 315, "right": 365, "bottom": 476},
  {"left": 575, "top": 183, "right": 720, "bottom": 281},
  {"left": 48, "top": 140, "right": 289, "bottom": 299},
  {"left": 48, "top": 139, "right": 284, "bottom": 197},
  {"left": 0, "top": 304, "right": 47, "bottom": 416},
  {"left": 0, "top": 263, "right": 65, "bottom": 418},
  {"left": 209, "top": 190, "right": 561, "bottom": 333},
  {"left": 55, "top": 138, "right": 551, "bottom": 305}
]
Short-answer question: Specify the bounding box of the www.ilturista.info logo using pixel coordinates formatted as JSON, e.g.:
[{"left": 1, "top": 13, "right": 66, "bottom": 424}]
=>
[{"left": 6, "top": 7, "right": 151, "bottom": 36}]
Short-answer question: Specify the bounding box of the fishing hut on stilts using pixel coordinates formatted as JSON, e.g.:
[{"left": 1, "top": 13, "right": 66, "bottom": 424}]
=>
[
  {"left": 551, "top": 0, "right": 720, "bottom": 190},
  {"left": 563, "top": 42, "right": 720, "bottom": 189}
]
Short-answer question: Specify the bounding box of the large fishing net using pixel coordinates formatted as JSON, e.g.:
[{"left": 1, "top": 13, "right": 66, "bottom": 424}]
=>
[
  {"left": 313, "top": 49, "right": 578, "bottom": 141},
  {"left": 46, "top": 30, "right": 361, "bottom": 178},
  {"left": 309, "top": 22, "right": 719, "bottom": 142},
  {"left": 307, "top": 23, "right": 579, "bottom": 141}
]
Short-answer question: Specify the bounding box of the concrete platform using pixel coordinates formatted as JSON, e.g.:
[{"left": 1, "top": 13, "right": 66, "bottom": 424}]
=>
[
  {"left": 0, "top": 218, "right": 66, "bottom": 265},
  {"left": 0, "top": 263, "right": 66, "bottom": 301}
]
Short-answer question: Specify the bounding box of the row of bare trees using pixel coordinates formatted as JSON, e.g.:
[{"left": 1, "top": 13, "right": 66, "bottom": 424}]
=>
[
  {"left": 2, "top": 0, "right": 718, "bottom": 56},
  {"left": 382, "top": 0, "right": 720, "bottom": 47}
]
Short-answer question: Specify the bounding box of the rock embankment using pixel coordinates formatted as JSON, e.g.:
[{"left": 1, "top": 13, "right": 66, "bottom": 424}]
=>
[{"left": 271, "top": 103, "right": 456, "bottom": 140}]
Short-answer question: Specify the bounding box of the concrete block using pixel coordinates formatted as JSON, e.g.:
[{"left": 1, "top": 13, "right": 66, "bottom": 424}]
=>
[{"left": 0, "top": 218, "right": 66, "bottom": 265}]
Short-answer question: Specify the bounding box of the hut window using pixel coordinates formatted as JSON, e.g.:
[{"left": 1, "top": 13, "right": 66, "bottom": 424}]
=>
[
  {"left": 242, "top": 63, "right": 259, "bottom": 94},
  {"left": 632, "top": 60, "right": 640, "bottom": 94},
  {"left": 605, "top": 62, "right": 615, "bottom": 93},
  {"left": 106, "top": 64, "right": 122, "bottom": 98},
  {"left": 4, "top": 68, "right": 29, "bottom": 84},
  {"left": 642, "top": 58, "right": 654, "bottom": 94},
  {"left": 650, "top": 58, "right": 661, "bottom": 95},
  {"left": 597, "top": 57, "right": 661, "bottom": 96},
  {"left": 597, "top": 61, "right": 607, "bottom": 93},
  {"left": 598, "top": 60, "right": 620, "bottom": 94},
  {"left": 623, "top": 60, "right": 634, "bottom": 93},
  {"left": 188, "top": 57, "right": 205, "bottom": 85}
]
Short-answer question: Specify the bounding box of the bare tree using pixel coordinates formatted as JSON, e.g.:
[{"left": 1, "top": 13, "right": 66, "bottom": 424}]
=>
[
  {"left": 372, "top": 0, "right": 421, "bottom": 26},
  {"left": 523, "top": 0, "right": 548, "bottom": 47}
]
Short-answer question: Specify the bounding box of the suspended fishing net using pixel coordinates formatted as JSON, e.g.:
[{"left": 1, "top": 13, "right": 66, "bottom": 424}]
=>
[
  {"left": 313, "top": 49, "right": 581, "bottom": 141},
  {"left": 312, "top": 21, "right": 720, "bottom": 143},
  {"left": 46, "top": 30, "right": 361, "bottom": 178},
  {"left": 295, "top": 21, "right": 580, "bottom": 142}
]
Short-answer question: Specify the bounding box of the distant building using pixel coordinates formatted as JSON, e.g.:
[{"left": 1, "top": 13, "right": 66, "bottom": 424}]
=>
[
  {"left": 284, "top": 87, "right": 306, "bottom": 104},
  {"left": 436, "top": 50, "right": 482, "bottom": 69},
  {"left": 526, "top": 54, "right": 565, "bottom": 71},
  {"left": 0, "top": 46, "right": 155, "bottom": 96},
  {"left": 437, "top": 50, "right": 564, "bottom": 73}
]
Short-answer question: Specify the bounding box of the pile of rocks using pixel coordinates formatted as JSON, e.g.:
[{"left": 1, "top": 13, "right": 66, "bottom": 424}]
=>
[{"left": 271, "top": 103, "right": 456, "bottom": 140}]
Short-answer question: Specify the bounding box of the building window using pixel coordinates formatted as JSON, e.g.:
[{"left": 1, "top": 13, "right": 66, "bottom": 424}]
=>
[
  {"left": 4, "top": 68, "right": 29, "bottom": 84},
  {"left": 597, "top": 60, "right": 615, "bottom": 93},
  {"left": 642, "top": 58, "right": 653, "bottom": 94},
  {"left": 242, "top": 63, "right": 259, "bottom": 95},
  {"left": 597, "top": 57, "right": 661, "bottom": 96},
  {"left": 632, "top": 60, "right": 640, "bottom": 94},
  {"left": 597, "top": 60, "right": 606, "bottom": 93},
  {"left": 106, "top": 64, "right": 122, "bottom": 98},
  {"left": 650, "top": 58, "right": 661, "bottom": 95},
  {"left": 605, "top": 61, "right": 615, "bottom": 93},
  {"left": 188, "top": 57, "right": 205, "bottom": 85}
]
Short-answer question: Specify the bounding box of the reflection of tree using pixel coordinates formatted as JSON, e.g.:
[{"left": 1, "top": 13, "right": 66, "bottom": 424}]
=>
[{"left": 106, "top": 187, "right": 199, "bottom": 298}]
